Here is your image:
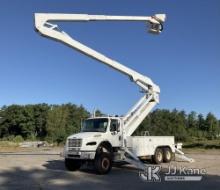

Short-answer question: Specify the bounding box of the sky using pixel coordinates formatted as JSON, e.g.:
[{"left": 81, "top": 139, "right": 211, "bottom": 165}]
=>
[{"left": 0, "top": 0, "right": 220, "bottom": 118}]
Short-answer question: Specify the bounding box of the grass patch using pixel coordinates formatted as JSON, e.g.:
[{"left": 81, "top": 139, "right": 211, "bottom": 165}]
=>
[{"left": 0, "top": 141, "right": 18, "bottom": 147}]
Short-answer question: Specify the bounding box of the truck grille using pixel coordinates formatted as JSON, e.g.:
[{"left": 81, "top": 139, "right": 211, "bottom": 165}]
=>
[{"left": 68, "top": 138, "right": 82, "bottom": 147}]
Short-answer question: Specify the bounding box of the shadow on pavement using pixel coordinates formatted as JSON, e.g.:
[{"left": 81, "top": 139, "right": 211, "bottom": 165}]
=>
[
  {"left": 0, "top": 160, "right": 220, "bottom": 190},
  {"left": 43, "top": 160, "right": 66, "bottom": 171},
  {"left": 42, "top": 159, "right": 136, "bottom": 174}
]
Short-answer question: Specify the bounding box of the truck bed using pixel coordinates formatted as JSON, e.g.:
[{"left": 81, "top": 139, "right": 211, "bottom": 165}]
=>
[{"left": 127, "top": 136, "right": 175, "bottom": 157}]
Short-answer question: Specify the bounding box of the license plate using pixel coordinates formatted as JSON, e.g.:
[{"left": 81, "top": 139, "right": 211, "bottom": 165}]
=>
[{"left": 69, "top": 148, "right": 79, "bottom": 154}]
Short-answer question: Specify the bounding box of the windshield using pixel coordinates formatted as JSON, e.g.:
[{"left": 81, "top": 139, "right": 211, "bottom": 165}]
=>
[{"left": 81, "top": 118, "right": 108, "bottom": 132}]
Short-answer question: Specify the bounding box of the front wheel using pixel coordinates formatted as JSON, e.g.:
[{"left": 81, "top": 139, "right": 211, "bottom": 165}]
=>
[
  {"left": 65, "top": 158, "right": 82, "bottom": 171},
  {"left": 94, "top": 152, "right": 112, "bottom": 174}
]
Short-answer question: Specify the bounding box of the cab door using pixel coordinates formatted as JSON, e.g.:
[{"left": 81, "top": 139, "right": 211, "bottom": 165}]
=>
[{"left": 109, "top": 119, "right": 122, "bottom": 147}]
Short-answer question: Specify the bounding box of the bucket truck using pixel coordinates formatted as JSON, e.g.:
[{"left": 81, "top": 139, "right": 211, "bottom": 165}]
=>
[{"left": 34, "top": 13, "right": 193, "bottom": 174}]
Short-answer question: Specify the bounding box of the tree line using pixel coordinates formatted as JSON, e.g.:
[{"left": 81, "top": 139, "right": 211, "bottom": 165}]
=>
[
  {"left": 135, "top": 109, "right": 220, "bottom": 142},
  {"left": 0, "top": 104, "right": 89, "bottom": 143},
  {"left": 0, "top": 104, "right": 219, "bottom": 143}
]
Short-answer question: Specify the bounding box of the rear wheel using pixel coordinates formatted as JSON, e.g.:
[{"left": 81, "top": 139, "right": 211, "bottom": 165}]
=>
[
  {"left": 152, "top": 148, "right": 163, "bottom": 164},
  {"left": 65, "top": 158, "right": 82, "bottom": 171},
  {"left": 95, "top": 152, "right": 112, "bottom": 174},
  {"left": 163, "top": 148, "right": 172, "bottom": 163}
]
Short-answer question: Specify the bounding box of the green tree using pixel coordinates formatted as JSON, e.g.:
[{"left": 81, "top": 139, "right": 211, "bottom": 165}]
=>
[
  {"left": 187, "top": 111, "right": 197, "bottom": 129},
  {"left": 46, "top": 105, "right": 69, "bottom": 143},
  {"left": 198, "top": 114, "right": 206, "bottom": 130},
  {"left": 205, "top": 112, "right": 219, "bottom": 139},
  {"left": 20, "top": 105, "right": 35, "bottom": 138},
  {"left": 45, "top": 104, "right": 89, "bottom": 143},
  {"left": 0, "top": 105, "right": 24, "bottom": 137},
  {"left": 33, "top": 104, "right": 50, "bottom": 139}
]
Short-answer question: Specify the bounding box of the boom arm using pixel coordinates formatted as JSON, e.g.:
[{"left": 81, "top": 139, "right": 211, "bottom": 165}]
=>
[{"left": 34, "top": 13, "right": 166, "bottom": 136}]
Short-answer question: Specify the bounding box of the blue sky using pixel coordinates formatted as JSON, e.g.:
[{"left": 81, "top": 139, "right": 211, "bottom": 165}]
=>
[{"left": 1, "top": 0, "right": 220, "bottom": 118}]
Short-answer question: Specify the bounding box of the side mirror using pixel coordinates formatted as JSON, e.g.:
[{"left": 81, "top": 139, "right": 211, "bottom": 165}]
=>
[
  {"left": 110, "top": 124, "right": 117, "bottom": 132},
  {"left": 116, "top": 122, "right": 120, "bottom": 132}
]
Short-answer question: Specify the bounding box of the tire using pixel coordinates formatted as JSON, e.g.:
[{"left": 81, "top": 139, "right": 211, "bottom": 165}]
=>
[
  {"left": 163, "top": 148, "right": 172, "bottom": 163},
  {"left": 152, "top": 148, "right": 163, "bottom": 164},
  {"left": 95, "top": 152, "right": 112, "bottom": 174},
  {"left": 65, "top": 158, "right": 82, "bottom": 171}
]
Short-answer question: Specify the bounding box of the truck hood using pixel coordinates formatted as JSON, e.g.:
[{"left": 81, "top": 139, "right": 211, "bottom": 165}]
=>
[{"left": 67, "top": 132, "right": 103, "bottom": 139}]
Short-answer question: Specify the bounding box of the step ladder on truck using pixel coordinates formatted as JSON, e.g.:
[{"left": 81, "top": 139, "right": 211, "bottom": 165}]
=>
[{"left": 34, "top": 12, "right": 194, "bottom": 174}]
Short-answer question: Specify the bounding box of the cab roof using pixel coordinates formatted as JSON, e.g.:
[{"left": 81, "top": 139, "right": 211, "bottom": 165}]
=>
[{"left": 87, "top": 116, "right": 123, "bottom": 120}]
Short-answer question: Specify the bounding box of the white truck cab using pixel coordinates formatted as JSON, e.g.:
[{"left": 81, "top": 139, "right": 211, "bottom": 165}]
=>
[{"left": 64, "top": 117, "right": 122, "bottom": 160}]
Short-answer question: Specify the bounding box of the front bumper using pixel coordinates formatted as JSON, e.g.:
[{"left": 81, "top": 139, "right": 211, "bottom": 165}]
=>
[{"left": 62, "top": 149, "right": 96, "bottom": 160}]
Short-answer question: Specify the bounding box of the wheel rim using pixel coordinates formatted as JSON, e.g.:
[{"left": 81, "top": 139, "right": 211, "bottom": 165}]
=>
[
  {"left": 157, "top": 152, "right": 163, "bottom": 162},
  {"left": 166, "top": 151, "right": 171, "bottom": 160},
  {"left": 102, "top": 158, "right": 110, "bottom": 170}
]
